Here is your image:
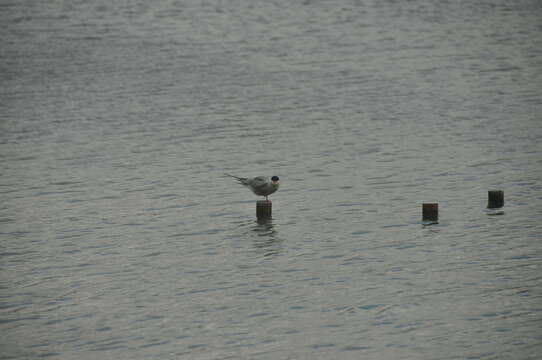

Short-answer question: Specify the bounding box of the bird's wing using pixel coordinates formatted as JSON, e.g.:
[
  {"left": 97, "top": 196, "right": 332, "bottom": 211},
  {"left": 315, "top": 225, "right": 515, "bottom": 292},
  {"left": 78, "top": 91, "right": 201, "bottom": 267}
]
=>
[{"left": 248, "top": 176, "right": 268, "bottom": 190}]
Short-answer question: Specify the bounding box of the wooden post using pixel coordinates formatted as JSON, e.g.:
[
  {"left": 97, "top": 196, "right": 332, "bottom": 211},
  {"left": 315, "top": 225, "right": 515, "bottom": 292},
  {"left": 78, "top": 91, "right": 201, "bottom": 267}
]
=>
[
  {"left": 487, "top": 190, "right": 504, "bottom": 209},
  {"left": 256, "top": 200, "right": 272, "bottom": 220},
  {"left": 422, "top": 203, "right": 438, "bottom": 222}
]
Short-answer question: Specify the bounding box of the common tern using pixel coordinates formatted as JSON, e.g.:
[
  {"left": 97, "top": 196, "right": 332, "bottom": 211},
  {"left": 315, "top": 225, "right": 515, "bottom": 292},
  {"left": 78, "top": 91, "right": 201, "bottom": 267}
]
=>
[{"left": 226, "top": 174, "right": 280, "bottom": 201}]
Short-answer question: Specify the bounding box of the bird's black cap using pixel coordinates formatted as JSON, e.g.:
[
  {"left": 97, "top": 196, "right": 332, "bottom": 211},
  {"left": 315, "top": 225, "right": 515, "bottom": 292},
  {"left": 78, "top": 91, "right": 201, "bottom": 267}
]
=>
[{"left": 271, "top": 176, "right": 279, "bottom": 182}]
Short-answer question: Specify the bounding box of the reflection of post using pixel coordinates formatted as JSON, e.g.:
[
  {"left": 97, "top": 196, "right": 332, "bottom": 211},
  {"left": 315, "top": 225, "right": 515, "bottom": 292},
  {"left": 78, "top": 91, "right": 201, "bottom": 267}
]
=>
[
  {"left": 487, "top": 190, "right": 504, "bottom": 209},
  {"left": 256, "top": 200, "right": 272, "bottom": 220},
  {"left": 422, "top": 203, "right": 438, "bottom": 223}
]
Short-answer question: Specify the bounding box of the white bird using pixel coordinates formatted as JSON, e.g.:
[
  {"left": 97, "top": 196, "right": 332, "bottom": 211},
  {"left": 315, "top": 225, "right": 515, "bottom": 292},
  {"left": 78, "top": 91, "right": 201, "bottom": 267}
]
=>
[{"left": 226, "top": 174, "right": 280, "bottom": 201}]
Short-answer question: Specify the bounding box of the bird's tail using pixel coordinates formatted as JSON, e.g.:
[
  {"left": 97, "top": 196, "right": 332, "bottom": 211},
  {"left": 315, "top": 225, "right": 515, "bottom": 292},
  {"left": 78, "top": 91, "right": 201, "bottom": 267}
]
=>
[{"left": 225, "top": 173, "right": 247, "bottom": 185}]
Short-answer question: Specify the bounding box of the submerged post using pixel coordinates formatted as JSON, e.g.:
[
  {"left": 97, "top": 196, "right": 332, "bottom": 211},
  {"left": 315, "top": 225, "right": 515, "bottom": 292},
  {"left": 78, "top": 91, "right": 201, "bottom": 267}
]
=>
[
  {"left": 487, "top": 190, "right": 504, "bottom": 209},
  {"left": 422, "top": 203, "right": 438, "bottom": 223},
  {"left": 256, "top": 200, "right": 272, "bottom": 220}
]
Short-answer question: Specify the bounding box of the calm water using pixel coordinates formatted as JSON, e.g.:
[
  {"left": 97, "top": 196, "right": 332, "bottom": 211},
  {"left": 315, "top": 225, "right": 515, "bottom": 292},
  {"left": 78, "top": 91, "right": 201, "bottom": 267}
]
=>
[{"left": 1, "top": 1, "right": 542, "bottom": 359}]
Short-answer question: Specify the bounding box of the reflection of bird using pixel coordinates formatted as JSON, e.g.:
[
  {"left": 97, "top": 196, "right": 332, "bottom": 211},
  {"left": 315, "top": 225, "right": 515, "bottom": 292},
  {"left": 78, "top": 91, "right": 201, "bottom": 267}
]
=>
[{"left": 226, "top": 174, "right": 280, "bottom": 201}]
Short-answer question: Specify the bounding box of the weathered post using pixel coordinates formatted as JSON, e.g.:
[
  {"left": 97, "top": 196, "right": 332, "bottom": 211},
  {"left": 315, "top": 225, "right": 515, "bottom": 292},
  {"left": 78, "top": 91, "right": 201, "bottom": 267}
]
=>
[
  {"left": 487, "top": 190, "right": 504, "bottom": 209},
  {"left": 422, "top": 203, "right": 438, "bottom": 223},
  {"left": 256, "top": 200, "right": 272, "bottom": 220}
]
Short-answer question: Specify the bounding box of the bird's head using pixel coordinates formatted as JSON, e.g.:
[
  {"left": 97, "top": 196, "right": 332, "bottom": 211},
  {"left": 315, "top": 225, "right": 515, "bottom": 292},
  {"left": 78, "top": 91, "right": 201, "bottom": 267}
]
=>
[{"left": 271, "top": 176, "right": 280, "bottom": 186}]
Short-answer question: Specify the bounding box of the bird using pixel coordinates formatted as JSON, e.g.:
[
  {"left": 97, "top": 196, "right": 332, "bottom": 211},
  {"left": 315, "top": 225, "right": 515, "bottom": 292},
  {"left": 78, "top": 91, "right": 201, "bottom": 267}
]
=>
[{"left": 226, "top": 174, "right": 280, "bottom": 201}]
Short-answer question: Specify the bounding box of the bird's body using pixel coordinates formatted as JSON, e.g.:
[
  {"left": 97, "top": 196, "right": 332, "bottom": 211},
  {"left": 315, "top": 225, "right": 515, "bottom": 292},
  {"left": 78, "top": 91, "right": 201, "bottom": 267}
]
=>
[{"left": 226, "top": 174, "right": 280, "bottom": 200}]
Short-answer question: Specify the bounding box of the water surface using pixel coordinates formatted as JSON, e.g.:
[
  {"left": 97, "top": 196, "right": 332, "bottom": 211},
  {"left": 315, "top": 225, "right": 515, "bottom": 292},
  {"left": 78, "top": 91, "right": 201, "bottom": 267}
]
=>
[{"left": 1, "top": 1, "right": 542, "bottom": 359}]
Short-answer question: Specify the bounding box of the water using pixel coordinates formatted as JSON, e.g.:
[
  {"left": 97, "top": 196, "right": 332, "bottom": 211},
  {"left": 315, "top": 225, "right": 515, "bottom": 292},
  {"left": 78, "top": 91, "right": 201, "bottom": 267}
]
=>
[{"left": 1, "top": 0, "right": 542, "bottom": 359}]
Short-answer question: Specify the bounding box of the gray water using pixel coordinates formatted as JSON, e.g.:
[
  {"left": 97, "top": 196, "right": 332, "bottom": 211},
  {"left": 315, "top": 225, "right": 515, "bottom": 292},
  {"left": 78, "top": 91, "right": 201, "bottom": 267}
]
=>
[{"left": 1, "top": 1, "right": 542, "bottom": 359}]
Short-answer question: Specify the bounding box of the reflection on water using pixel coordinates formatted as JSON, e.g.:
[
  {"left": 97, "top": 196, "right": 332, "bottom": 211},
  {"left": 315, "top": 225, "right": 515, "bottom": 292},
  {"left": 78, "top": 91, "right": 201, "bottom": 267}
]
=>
[
  {"left": 422, "top": 223, "right": 441, "bottom": 231},
  {"left": 486, "top": 209, "right": 505, "bottom": 216},
  {"left": 242, "top": 218, "right": 284, "bottom": 257}
]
